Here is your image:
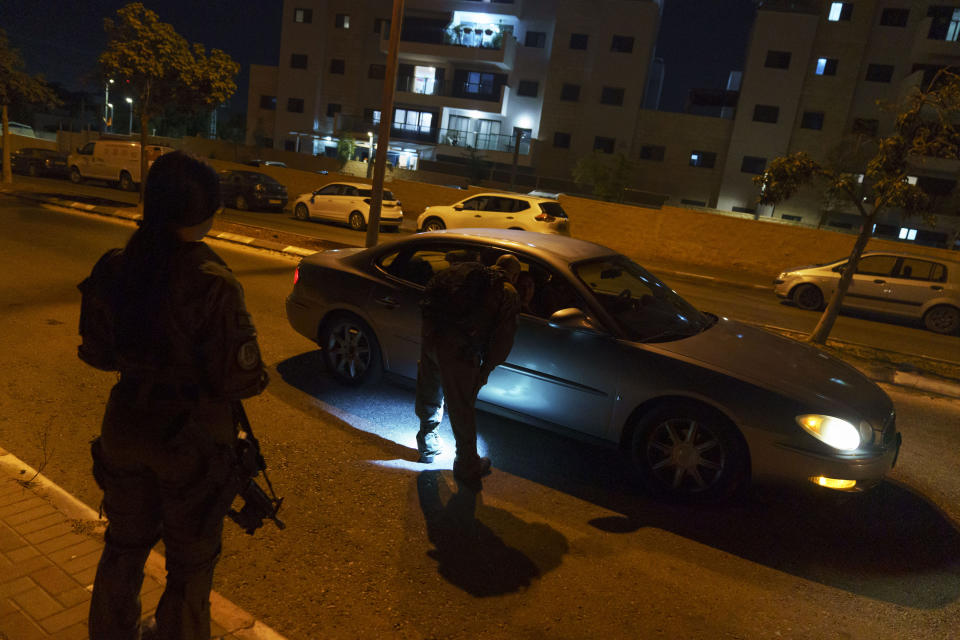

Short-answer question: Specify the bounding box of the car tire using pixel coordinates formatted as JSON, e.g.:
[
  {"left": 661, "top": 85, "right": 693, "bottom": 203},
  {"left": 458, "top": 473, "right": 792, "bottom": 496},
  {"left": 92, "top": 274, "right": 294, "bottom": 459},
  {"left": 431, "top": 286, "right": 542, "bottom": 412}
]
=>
[
  {"left": 629, "top": 401, "right": 748, "bottom": 503},
  {"left": 235, "top": 194, "right": 248, "bottom": 211},
  {"left": 349, "top": 211, "right": 367, "bottom": 231},
  {"left": 295, "top": 203, "right": 310, "bottom": 220},
  {"left": 27, "top": 164, "right": 38, "bottom": 177},
  {"left": 791, "top": 283, "right": 824, "bottom": 311},
  {"left": 421, "top": 217, "right": 446, "bottom": 232},
  {"left": 923, "top": 304, "right": 960, "bottom": 335},
  {"left": 118, "top": 171, "right": 135, "bottom": 191},
  {"left": 70, "top": 167, "right": 83, "bottom": 184},
  {"left": 319, "top": 313, "right": 383, "bottom": 386}
]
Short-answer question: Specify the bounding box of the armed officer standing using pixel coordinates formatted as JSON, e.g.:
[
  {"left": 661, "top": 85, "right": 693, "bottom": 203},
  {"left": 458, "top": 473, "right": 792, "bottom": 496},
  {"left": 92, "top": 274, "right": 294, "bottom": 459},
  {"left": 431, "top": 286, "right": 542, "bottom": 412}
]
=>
[{"left": 79, "top": 152, "right": 268, "bottom": 640}]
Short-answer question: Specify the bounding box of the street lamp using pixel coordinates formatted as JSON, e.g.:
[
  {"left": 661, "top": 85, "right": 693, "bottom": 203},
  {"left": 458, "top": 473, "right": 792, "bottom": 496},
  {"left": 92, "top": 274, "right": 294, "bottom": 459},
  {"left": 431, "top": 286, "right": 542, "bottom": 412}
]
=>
[
  {"left": 104, "top": 79, "right": 114, "bottom": 132},
  {"left": 125, "top": 97, "right": 133, "bottom": 135}
]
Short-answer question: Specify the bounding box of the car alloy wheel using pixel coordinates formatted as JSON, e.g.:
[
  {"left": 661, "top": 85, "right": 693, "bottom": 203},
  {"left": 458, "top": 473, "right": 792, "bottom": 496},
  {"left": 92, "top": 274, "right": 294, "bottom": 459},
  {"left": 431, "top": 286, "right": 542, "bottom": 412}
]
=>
[
  {"left": 319, "top": 313, "right": 383, "bottom": 385},
  {"left": 631, "top": 402, "right": 746, "bottom": 502},
  {"left": 70, "top": 167, "right": 83, "bottom": 184},
  {"left": 295, "top": 203, "right": 310, "bottom": 220},
  {"left": 923, "top": 304, "right": 960, "bottom": 335},
  {"left": 422, "top": 217, "right": 446, "bottom": 232},
  {"left": 235, "top": 195, "right": 248, "bottom": 211},
  {"left": 27, "top": 164, "right": 38, "bottom": 177},
  {"left": 792, "top": 283, "right": 824, "bottom": 311},
  {"left": 119, "top": 171, "right": 135, "bottom": 191},
  {"left": 349, "top": 211, "right": 366, "bottom": 231}
]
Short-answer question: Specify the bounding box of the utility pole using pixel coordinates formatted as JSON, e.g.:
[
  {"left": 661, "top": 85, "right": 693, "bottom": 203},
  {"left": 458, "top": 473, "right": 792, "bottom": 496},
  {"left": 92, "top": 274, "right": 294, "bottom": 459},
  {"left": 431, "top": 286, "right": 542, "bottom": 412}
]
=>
[{"left": 365, "top": 0, "right": 405, "bottom": 248}]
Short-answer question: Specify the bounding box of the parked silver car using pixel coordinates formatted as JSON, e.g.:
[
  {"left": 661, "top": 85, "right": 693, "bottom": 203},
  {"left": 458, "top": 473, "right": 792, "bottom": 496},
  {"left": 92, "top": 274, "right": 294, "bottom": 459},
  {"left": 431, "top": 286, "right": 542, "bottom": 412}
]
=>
[
  {"left": 774, "top": 251, "right": 960, "bottom": 335},
  {"left": 286, "top": 230, "right": 900, "bottom": 501}
]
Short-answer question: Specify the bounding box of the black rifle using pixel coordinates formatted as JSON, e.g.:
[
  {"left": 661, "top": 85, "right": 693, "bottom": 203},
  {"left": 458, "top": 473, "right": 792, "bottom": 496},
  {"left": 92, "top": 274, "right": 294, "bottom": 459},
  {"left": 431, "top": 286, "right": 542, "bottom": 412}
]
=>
[{"left": 228, "top": 402, "right": 285, "bottom": 535}]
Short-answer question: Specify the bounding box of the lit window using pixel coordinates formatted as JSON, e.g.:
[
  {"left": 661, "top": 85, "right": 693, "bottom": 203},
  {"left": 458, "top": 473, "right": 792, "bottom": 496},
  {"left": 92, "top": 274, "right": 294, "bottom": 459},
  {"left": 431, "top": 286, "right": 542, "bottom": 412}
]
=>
[
  {"left": 828, "top": 2, "right": 852, "bottom": 22},
  {"left": 294, "top": 8, "right": 312, "bottom": 24},
  {"left": 336, "top": 14, "right": 350, "bottom": 29},
  {"left": 949, "top": 9, "right": 960, "bottom": 41},
  {"left": 899, "top": 228, "right": 917, "bottom": 240},
  {"left": 907, "top": 176, "right": 918, "bottom": 185},
  {"left": 815, "top": 57, "right": 838, "bottom": 75}
]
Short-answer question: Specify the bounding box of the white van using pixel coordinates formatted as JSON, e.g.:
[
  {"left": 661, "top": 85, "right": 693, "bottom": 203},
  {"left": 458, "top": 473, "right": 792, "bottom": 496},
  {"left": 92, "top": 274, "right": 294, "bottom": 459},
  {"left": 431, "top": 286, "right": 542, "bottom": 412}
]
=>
[{"left": 68, "top": 140, "right": 174, "bottom": 190}]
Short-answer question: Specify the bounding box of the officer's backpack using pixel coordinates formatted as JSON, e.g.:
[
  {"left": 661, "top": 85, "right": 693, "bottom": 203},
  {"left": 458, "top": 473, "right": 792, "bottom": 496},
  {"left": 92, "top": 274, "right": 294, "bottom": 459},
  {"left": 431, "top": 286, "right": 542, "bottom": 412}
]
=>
[
  {"left": 77, "top": 248, "right": 124, "bottom": 371},
  {"left": 420, "top": 261, "right": 505, "bottom": 330}
]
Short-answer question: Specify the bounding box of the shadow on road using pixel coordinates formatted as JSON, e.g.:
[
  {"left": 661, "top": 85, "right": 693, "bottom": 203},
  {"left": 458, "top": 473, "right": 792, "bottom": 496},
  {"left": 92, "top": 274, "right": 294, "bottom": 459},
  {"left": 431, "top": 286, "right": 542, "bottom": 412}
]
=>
[{"left": 276, "top": 350, "right": 960, "bottom": 608}]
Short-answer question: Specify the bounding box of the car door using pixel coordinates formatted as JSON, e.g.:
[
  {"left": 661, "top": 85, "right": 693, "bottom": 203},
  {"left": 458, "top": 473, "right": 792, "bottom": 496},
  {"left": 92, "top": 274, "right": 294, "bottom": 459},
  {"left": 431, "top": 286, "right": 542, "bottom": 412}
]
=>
[
  {"left": 340, "top": 185, "right": 361, "bottom": 221},
  {"left": 884, "top": 258, "right": 949, "bottom": 317},
  {"left": 311, "top": 184, "right": 341, "bottom": 219},
  {"left": 449, "top": 196, "right": 489, "bottom": 229},
  {"left": 845, "top": 255, "right": 899, "bottom": 312}
]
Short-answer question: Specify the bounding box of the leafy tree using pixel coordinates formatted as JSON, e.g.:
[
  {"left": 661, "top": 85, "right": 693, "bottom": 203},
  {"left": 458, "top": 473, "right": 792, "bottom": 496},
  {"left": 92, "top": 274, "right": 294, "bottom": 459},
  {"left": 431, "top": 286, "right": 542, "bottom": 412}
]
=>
[
  {"left": 754, "top": 70, "right": 960, "bottom": 344},
  {"left": 217, "top": 112, "right": 246, "bottom": 144},
  {"left": 0, "top": 29, "right": 59, "bottom": 183},
  {"left": 336, "top": 135, "right": 356, "bottom": 169},
  {"left": 99, "top": 3, "right": 239, "bottom": 198},
  {"left": 572, "top": 152, "right": 635, "bottom": 202}
]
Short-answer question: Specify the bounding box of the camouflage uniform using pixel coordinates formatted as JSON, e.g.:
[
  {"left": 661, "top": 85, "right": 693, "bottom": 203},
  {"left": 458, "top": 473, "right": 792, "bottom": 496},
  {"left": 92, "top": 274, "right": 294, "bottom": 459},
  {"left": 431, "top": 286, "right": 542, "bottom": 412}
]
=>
[
  {"left": 84, "top": 241, "right": 268, "bottom": 640},
  {"left": 414, "top": 262, "right": 521, "bottom": 478}
]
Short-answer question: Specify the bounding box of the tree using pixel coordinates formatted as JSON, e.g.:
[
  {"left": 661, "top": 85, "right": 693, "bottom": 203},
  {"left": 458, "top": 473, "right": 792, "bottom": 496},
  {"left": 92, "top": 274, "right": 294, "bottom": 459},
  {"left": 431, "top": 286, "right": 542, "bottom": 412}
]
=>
[
  {"left": 0, "top": 29, "right": 59, "bottom": 183},
  {"left": 754, "top": 70, "right": 960, "bottom": 344},
  {"left": 336, "top": 135, "right": 356, "bottom": 169},
  {"left": 99, "top": 3, "right": 239, "bottom": 199},
  {"left": 572, "top": 152, "right": 635, "bottom": 202}
]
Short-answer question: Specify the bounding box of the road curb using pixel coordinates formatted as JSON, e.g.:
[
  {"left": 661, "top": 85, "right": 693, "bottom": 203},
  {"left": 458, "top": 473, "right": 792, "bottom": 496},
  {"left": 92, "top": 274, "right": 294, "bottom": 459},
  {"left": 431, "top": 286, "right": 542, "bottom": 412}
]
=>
[{"left": 0, "top": 447, "right": 288, "bottom": 640}]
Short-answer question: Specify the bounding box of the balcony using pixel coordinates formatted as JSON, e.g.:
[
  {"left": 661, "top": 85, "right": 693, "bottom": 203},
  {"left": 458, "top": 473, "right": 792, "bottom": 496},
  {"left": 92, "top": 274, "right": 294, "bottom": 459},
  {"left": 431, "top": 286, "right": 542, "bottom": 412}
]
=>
[
  {"left": 395, "top": 76, "right": 508, "bottom": 115},
  {"left": 436, "top": 127, "right": 530, "bottom": 155},
  {"left": 381, "top": 24, "right": 517, "bottom": 70}
]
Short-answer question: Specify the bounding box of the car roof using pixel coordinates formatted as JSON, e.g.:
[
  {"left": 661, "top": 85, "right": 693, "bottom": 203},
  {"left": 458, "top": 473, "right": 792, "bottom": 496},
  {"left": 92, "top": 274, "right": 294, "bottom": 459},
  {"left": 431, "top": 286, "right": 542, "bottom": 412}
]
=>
[
  {"left": 405, "top": 229, "right": 616, "bottom": 263},
  {"left": 324, "top": 181, "right": 377, "bottom": 188},
  {"left": 859, "top": 250, "right": 960, "bottom": 265},
  {"left": 462, "top": 192, "right": 558, "bottom": 203}
]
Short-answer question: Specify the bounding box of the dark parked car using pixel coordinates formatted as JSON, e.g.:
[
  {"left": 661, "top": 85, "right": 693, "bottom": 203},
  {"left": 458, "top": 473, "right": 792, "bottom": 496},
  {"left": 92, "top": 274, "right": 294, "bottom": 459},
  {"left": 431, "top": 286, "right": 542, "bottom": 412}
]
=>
[
  {"left": 286, "top": 229, "right": 901, "bottom": 502},
  {"left": 10, "top": 147, "right": 69, "bottom": 178},
  {"left": 218, "top": 170, "right": 288, "bottom": 211}
]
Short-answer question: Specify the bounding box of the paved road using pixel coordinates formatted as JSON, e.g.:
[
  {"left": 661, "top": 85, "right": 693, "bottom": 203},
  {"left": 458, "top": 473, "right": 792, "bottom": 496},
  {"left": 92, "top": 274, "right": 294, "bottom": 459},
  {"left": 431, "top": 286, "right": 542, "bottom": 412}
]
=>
[{"left": 2, "top": 194, "right": 959, "bottom": 639}]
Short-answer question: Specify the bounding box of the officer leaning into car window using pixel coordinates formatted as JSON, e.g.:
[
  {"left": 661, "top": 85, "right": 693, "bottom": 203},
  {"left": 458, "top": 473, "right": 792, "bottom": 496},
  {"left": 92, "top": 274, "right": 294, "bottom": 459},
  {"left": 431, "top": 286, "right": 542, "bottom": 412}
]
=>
[
  {"left": 79, "top": 152, "right": 268, "bottom": 640},
  {"left": 415, "top": 254, "right": 522, "bottom": 484}
]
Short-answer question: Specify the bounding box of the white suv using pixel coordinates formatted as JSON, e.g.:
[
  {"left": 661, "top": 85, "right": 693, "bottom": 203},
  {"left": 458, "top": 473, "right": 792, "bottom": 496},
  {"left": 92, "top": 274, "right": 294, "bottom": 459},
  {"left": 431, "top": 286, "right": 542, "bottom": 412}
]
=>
[
  {"left": 774, "top": 251, "right": 960, "bottom": 334},
  {"left": 292, "top": 181, "right": 404, "bottom": 231},
  {"left": 417, "top": 192, "right": 571, "bottom": 235}
]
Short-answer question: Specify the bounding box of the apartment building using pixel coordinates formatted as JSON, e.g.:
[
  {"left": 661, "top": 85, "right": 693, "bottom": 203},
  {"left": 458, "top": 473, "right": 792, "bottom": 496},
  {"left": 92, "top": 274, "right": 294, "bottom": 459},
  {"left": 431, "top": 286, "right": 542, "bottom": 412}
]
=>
[
  {"left": 629, "top": 0, "right": 960, "bottom": 246},
  {"left": 246, "top": 0, "right": 662, "bottom": 173}
]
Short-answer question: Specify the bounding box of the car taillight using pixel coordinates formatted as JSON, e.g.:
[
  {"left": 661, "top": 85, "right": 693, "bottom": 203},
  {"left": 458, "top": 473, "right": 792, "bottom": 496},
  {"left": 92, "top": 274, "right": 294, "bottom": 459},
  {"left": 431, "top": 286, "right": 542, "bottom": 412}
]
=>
[
  {"left": 535, "top": 213, "right": 555, "bottom": 222},
  {"left": 44, "top": 158, "right": 52, "bottom": 167},
  {"left": 255, "top": 183, "right": 264, "bottom": 192},
  {"left": 293, "top": 266, "right": 300, "bottom": 285}
]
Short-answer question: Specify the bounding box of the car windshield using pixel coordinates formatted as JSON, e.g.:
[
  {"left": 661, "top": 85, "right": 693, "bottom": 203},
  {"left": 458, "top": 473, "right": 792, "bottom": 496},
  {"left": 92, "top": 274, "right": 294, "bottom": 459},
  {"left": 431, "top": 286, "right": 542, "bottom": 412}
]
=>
[
  {"left": 358, "top": 188, "right": 395, "bottom": 200},
  {"left": 573, "top": 255, "right": 712, "bottom": 343}
]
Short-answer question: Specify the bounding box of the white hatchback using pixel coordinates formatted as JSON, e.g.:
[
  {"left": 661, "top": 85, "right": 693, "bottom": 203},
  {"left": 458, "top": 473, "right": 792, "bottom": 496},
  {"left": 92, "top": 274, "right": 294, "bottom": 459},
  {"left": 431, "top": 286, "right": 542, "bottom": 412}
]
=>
[
  {"left": 417, "top": 192, "right": 571, "bottom": 235},
  {"left": 292, "top": 182, "right": 404, "bottom": 231}
]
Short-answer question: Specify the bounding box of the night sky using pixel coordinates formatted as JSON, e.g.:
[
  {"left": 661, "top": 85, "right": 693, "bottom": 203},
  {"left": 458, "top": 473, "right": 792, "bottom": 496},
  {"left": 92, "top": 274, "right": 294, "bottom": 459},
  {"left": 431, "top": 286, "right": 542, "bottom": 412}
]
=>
[{"left": 1, "top": 0, "right": 757, "bottom": 115}]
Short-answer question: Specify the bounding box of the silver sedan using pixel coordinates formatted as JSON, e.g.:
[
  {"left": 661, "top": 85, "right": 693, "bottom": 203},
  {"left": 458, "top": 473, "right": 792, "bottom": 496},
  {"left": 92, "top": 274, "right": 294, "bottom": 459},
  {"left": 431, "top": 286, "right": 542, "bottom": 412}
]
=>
[{"left": 286, "top": 230, "right": 901, "bottom": 501}]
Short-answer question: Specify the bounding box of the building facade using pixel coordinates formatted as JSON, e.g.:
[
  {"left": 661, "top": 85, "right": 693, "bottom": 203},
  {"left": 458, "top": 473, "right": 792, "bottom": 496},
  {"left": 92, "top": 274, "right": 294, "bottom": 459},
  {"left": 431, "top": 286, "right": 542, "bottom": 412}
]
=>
[{"left": 247, "top": 0, "right": 663, "bottom": 173}]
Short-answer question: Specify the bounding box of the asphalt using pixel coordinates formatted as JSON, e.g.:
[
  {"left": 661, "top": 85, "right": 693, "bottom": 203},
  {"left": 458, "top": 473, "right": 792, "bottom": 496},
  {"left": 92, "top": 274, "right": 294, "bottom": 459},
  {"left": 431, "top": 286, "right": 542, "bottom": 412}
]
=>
[{"left": 0, "top": 183, "right": 958, "bottom": 638}]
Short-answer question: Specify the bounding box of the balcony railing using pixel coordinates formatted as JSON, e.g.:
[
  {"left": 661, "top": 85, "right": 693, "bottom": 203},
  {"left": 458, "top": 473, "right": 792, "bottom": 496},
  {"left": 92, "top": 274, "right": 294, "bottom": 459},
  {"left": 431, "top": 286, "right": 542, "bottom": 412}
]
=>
[
  {"left": 396, "top": 77, "right": 502, "bottom": 103},
  {"left": 437, "top": 128, "right": 530, "bottom": 154}
]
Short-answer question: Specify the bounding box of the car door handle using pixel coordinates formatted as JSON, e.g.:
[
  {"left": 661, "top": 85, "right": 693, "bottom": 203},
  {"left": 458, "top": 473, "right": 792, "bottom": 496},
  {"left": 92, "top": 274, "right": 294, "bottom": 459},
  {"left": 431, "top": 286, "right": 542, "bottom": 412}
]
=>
[
  {"left": 474, "top": 214, "right": 482, "bottom": 218},
  {"left": 375, "top": 295, "right": 399, "bottom": 308},
  {"left": 873, "top": 279, "right": 886, "bottom": 284},
  {"left": 931, "top": 285, "right": 944, "bottom": 291}
]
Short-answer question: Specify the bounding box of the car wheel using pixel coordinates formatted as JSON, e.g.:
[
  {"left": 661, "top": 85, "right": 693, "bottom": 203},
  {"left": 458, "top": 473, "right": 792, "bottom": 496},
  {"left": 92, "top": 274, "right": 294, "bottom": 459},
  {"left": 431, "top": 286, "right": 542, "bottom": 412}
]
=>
[
  {"left": 791, "top": 283, "right": 824, "bottom": 311},
  {"left": 118, "top": 171, "right": 135, "bottom": 191},
  {"left": 234, "top": 194, "right": 249, "bottom": 211},
  {"left": 349, "top": 211, "right": 367, "bottom": 231},
  {"left": 923, "top": 304, "right": 960, "bottom": 335},
  {"left": 27, "top": 164, "right": 38, "bottom": 177},
  {"left": 319, "top": 313, "right": 383, "bottom": 385},
  {"left": 295, "top": 203, "right": 310, "bottom": 220},
  {"left": 629, "top": 401, "right": 748, "bottom": 503},
  {"left": 69, "top": 167, "right": 83, "bottom": 184},
  {"left": 421, "top": 217, "right": 446, "bottom": 232}
]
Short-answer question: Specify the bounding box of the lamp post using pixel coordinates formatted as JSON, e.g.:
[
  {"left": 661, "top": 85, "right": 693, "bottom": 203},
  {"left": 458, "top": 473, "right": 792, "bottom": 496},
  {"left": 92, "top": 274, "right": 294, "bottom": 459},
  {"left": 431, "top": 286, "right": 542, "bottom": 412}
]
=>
[
  {"left": 125, "top": 97, "right": 133, "bottom": 135},
  {"left": 103, "top": 79, "right": 114, "bottom": 132}
]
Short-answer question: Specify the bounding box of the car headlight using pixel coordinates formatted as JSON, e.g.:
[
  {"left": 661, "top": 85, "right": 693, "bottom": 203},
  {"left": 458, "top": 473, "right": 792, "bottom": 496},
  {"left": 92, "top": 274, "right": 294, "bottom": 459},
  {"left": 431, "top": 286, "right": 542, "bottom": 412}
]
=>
[
  {"left": 778, "top": 271, "right": 790, "bottom": 279},
  {"left": 796, "top": 414, "right": 860, "bottom": 451}
]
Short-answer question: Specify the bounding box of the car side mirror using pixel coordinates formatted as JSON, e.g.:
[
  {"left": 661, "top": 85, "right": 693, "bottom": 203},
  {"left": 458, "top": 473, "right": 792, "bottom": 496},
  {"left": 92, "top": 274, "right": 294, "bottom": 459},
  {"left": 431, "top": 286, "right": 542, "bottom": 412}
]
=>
[
  {"left": 548, "top": 308, "right": 602, "bottom": 334},
  {"left": 454, "top": 205, "right": 464, "bottom": 211},
  {"left": 832, "top": 265, "right": 845, "bottom": 273}
]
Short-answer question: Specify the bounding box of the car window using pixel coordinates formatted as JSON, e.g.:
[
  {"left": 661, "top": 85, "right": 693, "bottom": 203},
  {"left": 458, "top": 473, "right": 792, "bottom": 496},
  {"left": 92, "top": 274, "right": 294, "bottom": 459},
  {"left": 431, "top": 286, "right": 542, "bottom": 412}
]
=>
[
  {"left": 897, "top": 258, "right": 946, "bottom": 282},
  {"left": 359, "top": 188, "right": 396, "bottom": 200},
  {"left": 461, "top": 197, "right": 486, "bottom": 210},
  {"left": 377, "top": 243, "right": 482, "bottom": 287},
  {"left": 342, "top": 186, "right": 359, "bottom": 197},
  {"left": 574, "top": 256, "right": 708, "bottom": 342},
  {"left": 79, "top": 142, "right": 95, "bottom": 155},
  {"left": 317, "top": 184, "right": 341, "bottom": 196},
  {"left": 513, "top": 199, "right": 531, "bottom": 212},
  {"left": 538, "top": 202, "right": 568, "bottom": 218},
  {"left": 856, "top": 255, "right": 898, "bottom": 277}
]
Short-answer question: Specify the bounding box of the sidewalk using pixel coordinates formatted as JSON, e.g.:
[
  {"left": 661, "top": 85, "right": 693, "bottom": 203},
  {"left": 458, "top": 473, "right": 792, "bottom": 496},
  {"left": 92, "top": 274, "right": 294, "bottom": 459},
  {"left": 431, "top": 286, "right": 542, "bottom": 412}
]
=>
[{"left": 0, "top": 447, "right": 285, "bottom": 640}]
